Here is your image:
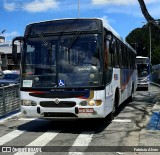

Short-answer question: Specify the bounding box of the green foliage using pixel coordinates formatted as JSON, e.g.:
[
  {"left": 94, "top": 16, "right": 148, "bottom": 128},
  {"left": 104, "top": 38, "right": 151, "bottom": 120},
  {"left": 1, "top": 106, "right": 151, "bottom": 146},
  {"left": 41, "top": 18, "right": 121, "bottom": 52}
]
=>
[
  {"left": 151, "top": 46, "right": 160, "bottom": 65},
  {"left": 126, "top": 24, "right": 160, "bottom": 65}
]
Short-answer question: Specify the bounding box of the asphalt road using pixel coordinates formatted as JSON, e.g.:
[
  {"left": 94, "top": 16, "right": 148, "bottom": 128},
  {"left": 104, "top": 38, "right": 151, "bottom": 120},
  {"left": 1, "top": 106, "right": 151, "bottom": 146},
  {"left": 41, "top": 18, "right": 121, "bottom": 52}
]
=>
[{"left": 0, "top": 85, "right": 160, "bottom": 155}]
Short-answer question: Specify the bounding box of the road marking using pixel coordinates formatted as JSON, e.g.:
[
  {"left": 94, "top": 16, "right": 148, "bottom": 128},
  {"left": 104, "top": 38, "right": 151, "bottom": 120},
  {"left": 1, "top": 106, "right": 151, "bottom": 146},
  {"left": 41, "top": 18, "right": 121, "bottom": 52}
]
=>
[
  {"left": 112, "top": 119, "right": 131, "bottom": 123},
  {"left": 0, "top": 130, "right": 25, "bottom": 145},
  {"left": 68, "top": 131, "right": 94, "bottom": 155},
  {"left": 27, "top": 130, "right": 60, "bottom": 146},
  {"left": 18, "top": 118, "right": 46, "bottom": 121},
  {"left": 14, "top": 130, "right": 60, "bottom": 155},
  {"left": 18, "top": 118, "right": 38, "bottom": 121}
]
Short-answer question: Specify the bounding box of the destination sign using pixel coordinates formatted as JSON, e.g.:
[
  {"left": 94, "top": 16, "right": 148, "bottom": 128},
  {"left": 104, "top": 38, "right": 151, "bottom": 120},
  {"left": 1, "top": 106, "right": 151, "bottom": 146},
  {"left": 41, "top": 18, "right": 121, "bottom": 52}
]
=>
[
  {"left": 25, "top": 19, "right": 101, "bottom": 35},
  {"left": 136, "top": 58, "right": 149, "bottom": 64}
]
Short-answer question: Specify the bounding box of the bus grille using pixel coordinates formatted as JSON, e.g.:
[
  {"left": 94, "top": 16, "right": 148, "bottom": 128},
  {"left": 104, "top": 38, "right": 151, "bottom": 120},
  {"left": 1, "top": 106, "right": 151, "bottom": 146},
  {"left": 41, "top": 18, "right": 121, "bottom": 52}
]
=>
[
  {"left": 43, "top": 112, "right": 78, "bottom": 117},
  {"left": 40, "top": 101, "right": 76, "bottom": 108}
]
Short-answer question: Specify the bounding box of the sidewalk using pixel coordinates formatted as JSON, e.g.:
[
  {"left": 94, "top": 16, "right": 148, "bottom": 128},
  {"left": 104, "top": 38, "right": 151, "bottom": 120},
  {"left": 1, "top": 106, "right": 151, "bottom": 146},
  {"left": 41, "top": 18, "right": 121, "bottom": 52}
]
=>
[{"left": 137, "top": 83, "right": 160, "bottom": 154}]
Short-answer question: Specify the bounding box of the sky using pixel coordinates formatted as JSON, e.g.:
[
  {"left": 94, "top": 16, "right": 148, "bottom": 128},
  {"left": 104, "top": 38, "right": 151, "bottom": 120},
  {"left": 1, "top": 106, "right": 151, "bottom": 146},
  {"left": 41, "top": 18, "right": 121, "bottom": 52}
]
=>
[{"left": 0, "top": 0, "right": 160, "bottom": 41}]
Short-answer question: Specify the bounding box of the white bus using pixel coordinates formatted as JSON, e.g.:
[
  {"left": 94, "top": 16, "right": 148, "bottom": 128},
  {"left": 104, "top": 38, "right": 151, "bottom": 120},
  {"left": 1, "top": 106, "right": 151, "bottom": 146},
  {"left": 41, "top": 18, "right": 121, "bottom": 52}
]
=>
[
  {"left": 136, "top": 56, "right": 150, "bottom": 90},
  {"left": 12, "top": 18, "right": 137, "bottom": 119}
]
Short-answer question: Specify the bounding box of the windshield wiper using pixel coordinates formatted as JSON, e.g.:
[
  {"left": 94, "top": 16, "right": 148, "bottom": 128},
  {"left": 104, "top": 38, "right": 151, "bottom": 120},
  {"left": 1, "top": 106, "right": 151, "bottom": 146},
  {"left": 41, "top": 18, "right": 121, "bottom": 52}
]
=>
[
  {"left": 67, "top": 31, "right": 81, "bottom": 51},
  {"left": 39, "top": 33, "right": 52, "bottom": 50}
]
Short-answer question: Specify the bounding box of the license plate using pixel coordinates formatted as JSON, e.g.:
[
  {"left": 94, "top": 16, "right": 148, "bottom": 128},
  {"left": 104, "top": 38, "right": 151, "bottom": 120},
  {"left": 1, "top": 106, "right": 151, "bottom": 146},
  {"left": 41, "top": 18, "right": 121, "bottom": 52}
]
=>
[{"left": 78, "top": 108, "right": 94, "bottom": 113}]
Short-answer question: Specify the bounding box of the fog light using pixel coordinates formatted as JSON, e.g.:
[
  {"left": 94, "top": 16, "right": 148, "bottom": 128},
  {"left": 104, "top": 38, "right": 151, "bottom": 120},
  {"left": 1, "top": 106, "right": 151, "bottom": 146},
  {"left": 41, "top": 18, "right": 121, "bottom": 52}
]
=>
[{"left": 80, "top": 101, "right": 87, "bottom": 106}]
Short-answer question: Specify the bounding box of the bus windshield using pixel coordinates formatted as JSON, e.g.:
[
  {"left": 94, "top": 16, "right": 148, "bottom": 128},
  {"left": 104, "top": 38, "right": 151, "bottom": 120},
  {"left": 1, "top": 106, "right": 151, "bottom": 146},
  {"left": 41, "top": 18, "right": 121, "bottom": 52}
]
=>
[
  {"left": 137, "top": 64, "right": 149, "bottom": 77},
  {"left": 22, "top": 33, "right": 102, "bottom": 88}
]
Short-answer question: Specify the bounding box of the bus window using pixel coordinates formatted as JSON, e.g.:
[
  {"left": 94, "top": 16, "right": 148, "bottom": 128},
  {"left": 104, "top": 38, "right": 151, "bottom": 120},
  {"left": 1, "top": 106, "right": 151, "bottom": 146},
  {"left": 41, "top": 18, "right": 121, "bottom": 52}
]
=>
[{"left": 105, "top": 34, "right": 113, "bottom": 84}]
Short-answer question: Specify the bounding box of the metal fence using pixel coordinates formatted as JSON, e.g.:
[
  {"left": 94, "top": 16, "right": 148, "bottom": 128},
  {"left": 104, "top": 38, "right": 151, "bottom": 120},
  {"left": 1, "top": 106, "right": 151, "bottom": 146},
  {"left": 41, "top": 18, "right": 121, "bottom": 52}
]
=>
[
  {"left": 151, "top": 72, "right": 160, "bottom": 84},
  {"left": 0, "top": 84, "right": 20, "bottom": 119}
]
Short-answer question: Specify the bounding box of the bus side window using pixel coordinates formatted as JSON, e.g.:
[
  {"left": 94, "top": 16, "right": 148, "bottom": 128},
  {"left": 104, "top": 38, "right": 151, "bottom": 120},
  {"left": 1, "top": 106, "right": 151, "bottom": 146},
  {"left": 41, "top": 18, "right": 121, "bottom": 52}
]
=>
[{"left": 118, "top": 42, "right": 122, "bottom": 68}]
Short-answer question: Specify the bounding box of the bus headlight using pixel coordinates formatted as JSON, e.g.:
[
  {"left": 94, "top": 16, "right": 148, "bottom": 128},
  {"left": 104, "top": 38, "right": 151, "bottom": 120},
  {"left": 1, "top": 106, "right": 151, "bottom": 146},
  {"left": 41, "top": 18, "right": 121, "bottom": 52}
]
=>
[
  {"left": 89, "top": 100, "right": 102, "bottom": 106},
  {"left": 79, "top": 100, "right": 102, "bottom": 106},
  {"left": 89, "top": 100, "right": 95, "bottom": 106},
  {"left": 21, "top": 100, "right": 37, "bottom": 106}
]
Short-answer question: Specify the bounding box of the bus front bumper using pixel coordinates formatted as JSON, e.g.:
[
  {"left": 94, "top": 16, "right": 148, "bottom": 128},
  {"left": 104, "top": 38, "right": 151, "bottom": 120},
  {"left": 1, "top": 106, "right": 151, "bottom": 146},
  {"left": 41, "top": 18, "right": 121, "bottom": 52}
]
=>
[
  {"left": 21, "top": 105, "right": 105, "bottom": 119},
  {"left": 137, "top": 83, "right": 149, "bottom": 88}
]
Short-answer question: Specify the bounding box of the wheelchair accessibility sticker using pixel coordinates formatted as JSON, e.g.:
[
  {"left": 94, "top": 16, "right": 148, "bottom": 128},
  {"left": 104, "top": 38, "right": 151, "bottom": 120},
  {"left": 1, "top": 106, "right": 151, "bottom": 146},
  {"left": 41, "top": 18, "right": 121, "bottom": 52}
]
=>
[{"left": 58, "top": 80, "right": 65, "bottom": 86}]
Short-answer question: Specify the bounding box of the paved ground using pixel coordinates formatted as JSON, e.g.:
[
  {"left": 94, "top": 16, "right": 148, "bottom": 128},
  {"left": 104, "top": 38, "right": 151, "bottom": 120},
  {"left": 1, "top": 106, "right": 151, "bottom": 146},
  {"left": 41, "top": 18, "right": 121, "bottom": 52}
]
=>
[
  {"left": 136, "top": 83, "right": 160, "bottom": 155},
  {"left": 0, "top": 84, "right": 160, "bottom": 155}
]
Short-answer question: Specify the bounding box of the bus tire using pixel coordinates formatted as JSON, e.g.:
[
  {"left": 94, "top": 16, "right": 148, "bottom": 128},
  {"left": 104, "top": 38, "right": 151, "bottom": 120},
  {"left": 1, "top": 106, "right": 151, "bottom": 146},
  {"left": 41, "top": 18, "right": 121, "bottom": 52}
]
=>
[
  {"left": 108, "top": 112, "right": 114, "bottom": 122},
  {"left": 110, "top": 88, "right": 119, "bottom": 120},
  {"left": 108, "top": 98, "right": 117, "bottom": 122},
  {"left": 129, "top": 84, "right": 134, "bottom": 102}
]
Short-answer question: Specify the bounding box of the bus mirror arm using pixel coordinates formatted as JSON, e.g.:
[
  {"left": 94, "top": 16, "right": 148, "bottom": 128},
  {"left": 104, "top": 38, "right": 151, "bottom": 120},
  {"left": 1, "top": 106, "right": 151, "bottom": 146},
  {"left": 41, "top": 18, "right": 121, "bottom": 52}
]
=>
[{"left": 12, "top": 36, "right": 23, "bottom": 64}]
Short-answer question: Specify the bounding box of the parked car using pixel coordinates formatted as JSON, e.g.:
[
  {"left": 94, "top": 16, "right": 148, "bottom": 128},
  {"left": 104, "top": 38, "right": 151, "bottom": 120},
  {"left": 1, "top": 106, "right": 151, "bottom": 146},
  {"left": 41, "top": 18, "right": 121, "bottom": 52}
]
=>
[{"left": 0, "top": 72, "right": 20, "bottom": 87}]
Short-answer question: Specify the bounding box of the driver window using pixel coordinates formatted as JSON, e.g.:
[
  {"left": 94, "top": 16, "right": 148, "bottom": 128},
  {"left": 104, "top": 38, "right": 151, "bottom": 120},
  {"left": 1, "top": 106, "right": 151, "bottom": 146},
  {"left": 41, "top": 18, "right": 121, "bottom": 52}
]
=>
[{"left": 105, "top": 34, "right": 113, "bottom": 84}]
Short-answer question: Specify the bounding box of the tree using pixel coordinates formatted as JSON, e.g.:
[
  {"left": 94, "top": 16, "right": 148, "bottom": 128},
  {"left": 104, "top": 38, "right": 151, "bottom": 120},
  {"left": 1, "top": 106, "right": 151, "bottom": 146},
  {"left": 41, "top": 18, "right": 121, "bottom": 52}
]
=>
[
  {"left": 151, "top": 46, "right": 160, "bottom": 65},
  {"left": 126, "top": 24, "right": 160, "bottom": 65},
  {"left": 126, "top": 28, "right": 148, "bottom": 56},
  {"left": 137, "top": 0, "right": 160, "bottom": 28}
]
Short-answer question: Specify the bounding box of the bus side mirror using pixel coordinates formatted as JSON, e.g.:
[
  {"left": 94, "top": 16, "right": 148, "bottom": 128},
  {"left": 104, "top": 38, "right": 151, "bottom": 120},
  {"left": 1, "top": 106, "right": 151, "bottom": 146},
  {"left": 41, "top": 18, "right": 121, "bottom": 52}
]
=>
[
  {"left": 12, "top": 36, "right": 23, "bottom": 64},
  {"left": 12, "top": 44, "right": 18, "bottom": 63}
]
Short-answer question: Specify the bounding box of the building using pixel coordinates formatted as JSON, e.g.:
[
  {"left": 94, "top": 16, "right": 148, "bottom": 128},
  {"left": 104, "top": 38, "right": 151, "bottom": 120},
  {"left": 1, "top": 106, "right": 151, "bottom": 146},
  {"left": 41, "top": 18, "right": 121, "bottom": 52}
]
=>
[
  {"left": 0, "top": 41, "right": 20, "bottom": 71},
  {"left": 0, "top": 36, "right": 5, "bottom": 71}
]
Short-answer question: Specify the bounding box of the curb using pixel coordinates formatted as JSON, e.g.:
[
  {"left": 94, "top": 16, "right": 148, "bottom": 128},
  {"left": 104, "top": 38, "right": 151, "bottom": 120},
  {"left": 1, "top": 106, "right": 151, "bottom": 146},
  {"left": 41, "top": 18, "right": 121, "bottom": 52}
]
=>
[
  {"left": 142, "top": 82, "right": 160, "bottom": 128},
  {"left": 0, "top": 112, "right": 21, "bottom": 123},
  {"left": 143, "top": 94, "right": 160, "bottom": 129},
  {"left": 150, "top": 82, "right": 160, "bottom": 88}
]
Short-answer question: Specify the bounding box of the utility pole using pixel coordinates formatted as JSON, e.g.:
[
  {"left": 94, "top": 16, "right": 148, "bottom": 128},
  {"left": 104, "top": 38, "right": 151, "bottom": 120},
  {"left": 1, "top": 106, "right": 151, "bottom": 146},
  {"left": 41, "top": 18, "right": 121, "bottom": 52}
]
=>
[
  {"left": 149, "top": 24, "right": 152, "bottom": 63},
  {"left": 78, "top": 0, "right": 80, "bottom": 18},
  {"left": 131, "top": 43, "right": 138, "bottom": 51},
  {"left": 142, "top": 22, "right": 152, "bottom": 63}
]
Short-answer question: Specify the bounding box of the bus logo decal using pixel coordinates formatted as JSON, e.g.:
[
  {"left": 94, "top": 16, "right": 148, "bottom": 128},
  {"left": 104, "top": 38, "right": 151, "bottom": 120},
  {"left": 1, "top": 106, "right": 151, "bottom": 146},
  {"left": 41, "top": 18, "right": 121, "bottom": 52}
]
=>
[
  {"left": 55, "top": 98, "right": 60, "bottom": 104},
  {"left": 58, "top": 80, "right": 65, "bottom": 87}
]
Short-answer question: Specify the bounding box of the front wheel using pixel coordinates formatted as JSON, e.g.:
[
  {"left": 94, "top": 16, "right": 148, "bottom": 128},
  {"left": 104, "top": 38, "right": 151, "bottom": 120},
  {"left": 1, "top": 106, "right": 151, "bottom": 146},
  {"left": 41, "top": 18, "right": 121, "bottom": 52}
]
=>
[{"left": 129, "top": 85, "right": 134, "bottom": 102}]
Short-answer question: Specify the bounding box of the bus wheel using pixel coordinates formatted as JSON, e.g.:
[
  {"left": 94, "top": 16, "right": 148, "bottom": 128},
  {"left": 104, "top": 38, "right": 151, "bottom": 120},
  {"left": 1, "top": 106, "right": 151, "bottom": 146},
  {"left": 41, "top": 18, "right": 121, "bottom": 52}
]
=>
[
  {"left": 129, "top": 85, "right": 134, "bottom": 102},
  {"left": 108, "top": 90, "right": 119, "bottom": 121},
  {"left": 108, "top": 100, "right": 117, "bottom": 121},
  {"left": 108, "top": 112, "right": 114, "bottom": 122}
]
